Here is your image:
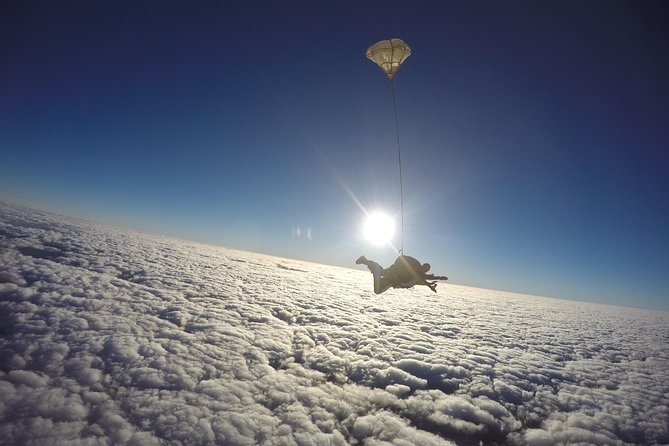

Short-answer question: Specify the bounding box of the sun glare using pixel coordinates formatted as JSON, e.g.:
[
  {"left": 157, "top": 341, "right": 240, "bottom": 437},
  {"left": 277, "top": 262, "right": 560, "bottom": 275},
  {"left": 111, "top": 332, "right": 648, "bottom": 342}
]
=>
[{"left": 363, "top": 211, "right": 395, "bottom": 245}]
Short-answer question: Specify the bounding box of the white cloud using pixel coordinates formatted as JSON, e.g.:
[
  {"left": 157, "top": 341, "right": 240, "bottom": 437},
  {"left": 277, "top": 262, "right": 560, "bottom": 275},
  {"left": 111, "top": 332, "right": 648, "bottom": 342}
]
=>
[{"left": 0, "top": 202, "right": 668, "bottom": 445}]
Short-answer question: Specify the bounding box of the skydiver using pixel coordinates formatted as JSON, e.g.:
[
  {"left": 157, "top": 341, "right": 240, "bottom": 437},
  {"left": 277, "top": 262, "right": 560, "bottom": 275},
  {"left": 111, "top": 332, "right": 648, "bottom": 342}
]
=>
[{"left": 356, "top": 254, "right": 447, "bottom": 294}]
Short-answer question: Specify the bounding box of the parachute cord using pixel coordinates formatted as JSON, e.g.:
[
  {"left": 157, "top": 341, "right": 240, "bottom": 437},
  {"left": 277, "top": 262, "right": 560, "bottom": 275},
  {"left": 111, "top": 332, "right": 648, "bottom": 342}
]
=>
[{"left": 390, "top": 78, "right": 404, "bottom": 255}]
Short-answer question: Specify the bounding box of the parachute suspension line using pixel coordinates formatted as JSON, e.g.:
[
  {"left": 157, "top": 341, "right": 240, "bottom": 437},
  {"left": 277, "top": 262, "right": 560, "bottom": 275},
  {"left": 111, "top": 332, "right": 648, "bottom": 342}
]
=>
[
  {"left": 365, "top": 38, "right": 411, "bottom": 255},
  {"left": 390, "top": 78, "right": 404, "bottom": 255}
]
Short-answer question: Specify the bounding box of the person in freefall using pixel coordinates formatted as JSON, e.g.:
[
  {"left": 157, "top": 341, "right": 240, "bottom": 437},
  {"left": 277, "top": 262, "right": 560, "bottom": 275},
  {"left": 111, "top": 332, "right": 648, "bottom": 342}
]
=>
[{"left": 356, "top": 254, "right": 447, "bottom": 294}]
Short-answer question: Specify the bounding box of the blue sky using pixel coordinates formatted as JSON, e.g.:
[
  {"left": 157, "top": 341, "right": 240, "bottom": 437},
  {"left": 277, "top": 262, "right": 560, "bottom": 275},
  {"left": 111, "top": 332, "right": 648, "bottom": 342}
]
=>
[{"left": 2, "top": 1, "right": 668, "bottom": 310}]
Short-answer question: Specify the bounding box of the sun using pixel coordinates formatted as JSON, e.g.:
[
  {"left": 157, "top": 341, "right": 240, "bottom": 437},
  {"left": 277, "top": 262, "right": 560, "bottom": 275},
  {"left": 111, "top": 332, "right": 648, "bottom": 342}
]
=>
[{"left": 362, "top": 211, "right": 395, "bottom": 245}]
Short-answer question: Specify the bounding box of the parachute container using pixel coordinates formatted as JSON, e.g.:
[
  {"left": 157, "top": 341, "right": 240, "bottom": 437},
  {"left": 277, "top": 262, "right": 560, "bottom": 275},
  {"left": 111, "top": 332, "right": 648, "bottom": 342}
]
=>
[{"left": 365, "top": 39, "right": 411, "bottom": 80}]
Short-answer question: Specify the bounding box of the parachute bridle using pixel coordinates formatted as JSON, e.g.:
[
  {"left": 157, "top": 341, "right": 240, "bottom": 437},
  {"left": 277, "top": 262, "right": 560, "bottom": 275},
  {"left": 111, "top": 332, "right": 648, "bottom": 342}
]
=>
[{"left": 366, "top": 38, "right": 411, "bottom": 255}]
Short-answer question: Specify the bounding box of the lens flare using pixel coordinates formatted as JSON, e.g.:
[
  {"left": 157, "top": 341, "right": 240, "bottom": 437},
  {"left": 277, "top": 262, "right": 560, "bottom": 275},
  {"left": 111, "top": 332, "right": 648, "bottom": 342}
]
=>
[{"left": 362, "top": 211, "right": 395, "bottom": 245}]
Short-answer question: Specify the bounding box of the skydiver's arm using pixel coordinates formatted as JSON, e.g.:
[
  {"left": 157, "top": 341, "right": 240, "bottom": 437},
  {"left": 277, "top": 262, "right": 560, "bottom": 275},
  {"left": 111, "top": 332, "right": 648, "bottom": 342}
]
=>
[
  {"left": 425, "top": 274, "right": 448, "bottom": 281},
  {"left": 415, "top": 277, "right": 438, "bottom": 292}
]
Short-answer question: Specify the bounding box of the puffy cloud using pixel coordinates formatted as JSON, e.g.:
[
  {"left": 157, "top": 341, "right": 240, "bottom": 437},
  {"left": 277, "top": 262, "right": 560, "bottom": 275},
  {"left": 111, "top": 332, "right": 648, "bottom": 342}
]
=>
[{"left": 0, "top": 202, "right": 667, "bottom": 444}]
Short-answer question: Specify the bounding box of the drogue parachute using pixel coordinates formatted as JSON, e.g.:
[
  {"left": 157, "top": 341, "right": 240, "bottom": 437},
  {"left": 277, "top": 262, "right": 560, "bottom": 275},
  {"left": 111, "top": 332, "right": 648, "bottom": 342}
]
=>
[
  {"left": 365, "top": 38, "right": 411, "bottom": 253},
  {"left": 365, "top": 39, "right": 411, "bottom": 80},
  {"left": 358, "top": 38, "right": 448, "bottom": 293}
]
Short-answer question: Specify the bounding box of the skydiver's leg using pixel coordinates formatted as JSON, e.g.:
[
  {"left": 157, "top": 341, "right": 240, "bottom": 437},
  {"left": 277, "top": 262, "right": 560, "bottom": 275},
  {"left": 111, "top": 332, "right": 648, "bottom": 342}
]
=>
[
  {"left": 356, "top": 256, "right": 392, "bottom": 294},
  {"left": 374, "top": 276, "right": 392, "bottom": 294},
  {"left": 366, "top": 261, "right": 392, "bottom": 294}
]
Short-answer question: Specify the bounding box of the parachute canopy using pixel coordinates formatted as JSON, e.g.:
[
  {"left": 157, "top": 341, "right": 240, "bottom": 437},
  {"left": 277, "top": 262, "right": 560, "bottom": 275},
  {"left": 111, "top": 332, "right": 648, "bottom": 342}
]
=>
[{"left": 365, "top": 38, "right": 411, "bottom": 80}]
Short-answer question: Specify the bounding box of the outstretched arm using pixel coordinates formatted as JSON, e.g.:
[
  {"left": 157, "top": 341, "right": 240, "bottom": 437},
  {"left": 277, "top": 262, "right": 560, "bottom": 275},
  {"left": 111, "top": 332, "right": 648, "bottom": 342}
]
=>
[{"left": 416, "top": 277, "right": 438, "bottom": 292}]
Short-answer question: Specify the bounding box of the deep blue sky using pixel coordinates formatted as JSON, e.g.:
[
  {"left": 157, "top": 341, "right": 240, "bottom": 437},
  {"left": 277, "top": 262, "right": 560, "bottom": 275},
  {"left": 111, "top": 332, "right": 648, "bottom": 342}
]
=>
[{"left": 2, "top": 1, "right": 668, "bottom": 310}]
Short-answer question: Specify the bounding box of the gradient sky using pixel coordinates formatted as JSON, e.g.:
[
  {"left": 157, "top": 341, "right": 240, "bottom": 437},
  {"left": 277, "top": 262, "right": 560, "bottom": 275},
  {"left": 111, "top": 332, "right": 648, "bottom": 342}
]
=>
[{"left": 2, "top": 1, "right": 668, "bottom": 310}]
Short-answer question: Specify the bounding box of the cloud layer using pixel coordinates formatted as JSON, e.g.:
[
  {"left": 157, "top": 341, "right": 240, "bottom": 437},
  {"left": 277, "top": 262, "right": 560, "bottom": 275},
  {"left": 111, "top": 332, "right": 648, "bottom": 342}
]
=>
[{"left": 1, "top": 203, "right": 667, "bottom": 445}]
